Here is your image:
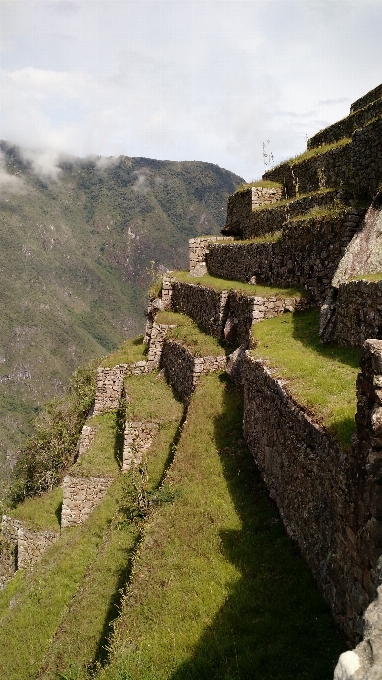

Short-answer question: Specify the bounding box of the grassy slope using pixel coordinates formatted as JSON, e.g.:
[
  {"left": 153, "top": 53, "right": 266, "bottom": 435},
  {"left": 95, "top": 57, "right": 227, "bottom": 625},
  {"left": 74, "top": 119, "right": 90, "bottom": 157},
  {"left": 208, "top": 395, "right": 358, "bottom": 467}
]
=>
[
  {"left": 251, "top": 309, "right": 361, "bottom": 448},
  {"left": 0, "top": 143, "right": 243, "bottom": 488},
  {"left": 0, "top": 372, "right": 183, "bottom": 680},
  {"left": 99, "top": 374, "right": 344, "bottom": 680}
]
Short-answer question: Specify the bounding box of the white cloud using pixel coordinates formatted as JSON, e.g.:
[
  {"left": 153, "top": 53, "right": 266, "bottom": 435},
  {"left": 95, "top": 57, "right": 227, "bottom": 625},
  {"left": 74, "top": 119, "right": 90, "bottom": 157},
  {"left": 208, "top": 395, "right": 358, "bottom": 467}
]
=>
[
  {"left": 0, "top": 152, "right": 28, "bottom": 193},
  {"left": 0, "top": 1, "right": 381, "bottom": 180}
]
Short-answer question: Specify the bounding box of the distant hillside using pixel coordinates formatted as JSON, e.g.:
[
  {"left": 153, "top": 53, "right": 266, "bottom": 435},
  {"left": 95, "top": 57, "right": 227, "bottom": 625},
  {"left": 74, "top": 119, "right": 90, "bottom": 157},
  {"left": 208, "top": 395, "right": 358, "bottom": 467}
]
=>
[{"left": 0, "top": 141, "right": 243, "bottom": 490}]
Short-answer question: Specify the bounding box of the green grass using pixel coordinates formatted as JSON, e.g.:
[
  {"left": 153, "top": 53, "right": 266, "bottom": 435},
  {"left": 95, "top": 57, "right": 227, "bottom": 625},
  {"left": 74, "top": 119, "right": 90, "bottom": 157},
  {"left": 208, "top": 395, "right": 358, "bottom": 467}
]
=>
[
  {"left": 289, "top": 137, "right": 351, "bottom": 166},
  {"left": 350, "top": 272, "right": 382, "bottom": 282},
  {"left": 9, "top": 486, "right": 62, "bottom": 532},
  {"left": 71, "top": 412, "right": 122, "bottom": 478},
  {"left": 172, "top": 270, "right": 307, "bottom": 299},
  {"left": 100, "top": 336, "right": 146, "bottom": 368},
  {"left": 251, "top": 309, "right": 361, "bottom": 448},
  {"left": 289, "top": 204, "right": 346, "bottom": 223},
  {"left": 0, "top": 480, "right": 124, "bottom": 680},
  {"left": 126, "top": 371, "right": 184, "bottom": 425},
  {"left": 234, "top": 179, "right": 283, "bottom": 193},
  {"left": 97, "top": 373, "right": 344, "bottom": 680},
  {"left": 155, "top": 310, "right": 226, "bottom": 357}
]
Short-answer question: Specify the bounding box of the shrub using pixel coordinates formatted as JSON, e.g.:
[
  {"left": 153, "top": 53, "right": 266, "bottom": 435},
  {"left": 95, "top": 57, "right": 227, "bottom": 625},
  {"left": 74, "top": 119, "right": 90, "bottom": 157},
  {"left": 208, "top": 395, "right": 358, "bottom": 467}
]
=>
[{"left": 8, "top": 359, "right": 99, "bottom": 506}]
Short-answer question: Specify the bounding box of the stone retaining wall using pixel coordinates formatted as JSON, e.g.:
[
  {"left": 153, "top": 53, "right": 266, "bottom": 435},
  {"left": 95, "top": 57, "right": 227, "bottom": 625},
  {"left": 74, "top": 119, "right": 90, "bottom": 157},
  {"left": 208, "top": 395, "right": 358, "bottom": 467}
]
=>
[
  {"left": 351, "top": 84, "right": 382, "bottom": 114},
  {"left": 264, "top": 142, "right": 352, "bottom": 199},
  {"left": 122, "top": 421, "right": 159, "bottom": 471},
  {"left": 243, "top": 342, "right": 382, "bottom": 644},
  {"left": 224, "top": 185, "right": 284, "bottom": 235},
  {"left": 308, "top": 97, "right": 382, "bottom": 150},
  {"left": 222, "top": 188, "right": 338, "bottom": 239},
  {"left": 146, "top": 322, "right": 176, "bottom": 369},
  {"left": 170, "top": 280, "right": 228, "bottom": 338},
  {"left": 189, "top": 236, "right": 233, "bottom": 274},
  {"left": 264, "top": 115, "right": 382, "bottom": 200},
  {"left": 161, "top": 339, "right": 226, "bottom": 403},
  {"left": 331, "top": 280, "right": 382, "bottom": 347},
  {"left": 77, "top": 424, "right": 98, "bottom": 458},
  {"left": 206, "top": 209, "right": 365, "bottom": 305},
  {"left": 93, "top": 364, "right": 127, "bottom": 415},
  {"left": 334, "top": 585, "right": 382, "bottom": 679},
  {"left": 17, "top": 528, "right": 59, "bottom": 569},
  {"left": 61, "top": 475, "right": 113, "bottom": 528}
]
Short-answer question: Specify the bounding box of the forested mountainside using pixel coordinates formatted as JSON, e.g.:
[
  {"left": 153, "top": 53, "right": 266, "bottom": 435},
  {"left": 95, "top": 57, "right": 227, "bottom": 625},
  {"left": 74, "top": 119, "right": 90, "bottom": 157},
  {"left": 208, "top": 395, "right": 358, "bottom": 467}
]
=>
[{"left": 0, "top": 141, "right": 243, "bottom": 492}]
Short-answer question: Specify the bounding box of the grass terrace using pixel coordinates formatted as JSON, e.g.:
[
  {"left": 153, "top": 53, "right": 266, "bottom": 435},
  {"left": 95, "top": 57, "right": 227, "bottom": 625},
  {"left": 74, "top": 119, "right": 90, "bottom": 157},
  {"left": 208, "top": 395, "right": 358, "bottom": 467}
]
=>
[
  {"left": 251, "top": 187, "right": 335, "bottom": 212},
  {"left": 251, "top": 309, "right": 361, "bottom": 448},
  {"left": 155, "top": 310, "right": 226, "bottom": 356},
  {"left": 100, "top": 336, "right": 146, "bottom": 368},
  {"left": 171, "top": 270, "right": 306, "bottom": 300},
  {"left": 289, "top": 204, "right": 346, "bottom": 223},
  {"left": 9, "top": 486, "right": 62, "bottom": 532},
  {"left": 98, "top": 374, "right": 344, "bottom": 680},
  {"left": 71, "top": 412, "right": 122, "bottom": 478}
]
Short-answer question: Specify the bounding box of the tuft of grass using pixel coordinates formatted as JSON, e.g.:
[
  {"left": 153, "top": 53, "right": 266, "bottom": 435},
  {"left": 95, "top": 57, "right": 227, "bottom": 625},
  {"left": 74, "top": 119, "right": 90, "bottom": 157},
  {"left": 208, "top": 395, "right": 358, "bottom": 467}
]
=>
[
  {"left": 9, "top": 486, "right": 62, "bottom": 532},
  {"left": 100, "top": 336, "right": 146, "bottom": 368},
  {"left": 251, "top": 309, "right": 361, "bottom": 448},
  {"left": 155, "top": 310, "right": 226, "bottom": 357},
  {"left": 172, "top": 270, "right": 307, "bottom": 299},
  {"left": 234, "top": 179, "right": 283, "bottom": 193},
  {"left": 98, "top": 374, "right": 344, "bottom": 680},
  {"left": 349, "top": 272, "right": 382, "bottom": 282},
  {"left": 240, "top": 230, "right": 282, "bottom": 244},
  {"left": 289, "top": 138, "right": 351, "bottom": 167},
  {"left": 289, "top": 204, "right": 346, "bottom": 223}
]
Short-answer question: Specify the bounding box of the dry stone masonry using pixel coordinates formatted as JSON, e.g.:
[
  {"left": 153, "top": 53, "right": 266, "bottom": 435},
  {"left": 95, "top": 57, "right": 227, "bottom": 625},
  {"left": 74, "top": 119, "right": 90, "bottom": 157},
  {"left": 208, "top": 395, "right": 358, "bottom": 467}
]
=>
[
  {"left": 93, "top": 364, "right": 128, "bottom": 415},
  {"left": 243, "top": 341, "right": 382, "bottom": 644},
  {"left": 189, "top": 235, "right": 233, "bottom": 275},
  {"left": 17, "top": 528, "right": 59, "bottom": 569},
  {"left": 77, "top": 424, "right": 98, "bottom": 458},
  {"left": 61, "top": 475, "right": 113, "bottom": 528},
  {"left": 122, "top": 421, "right": 159, "bottom": 472},
  {"left": 161, "top": 339, "right": 226, "bottom": 403}
]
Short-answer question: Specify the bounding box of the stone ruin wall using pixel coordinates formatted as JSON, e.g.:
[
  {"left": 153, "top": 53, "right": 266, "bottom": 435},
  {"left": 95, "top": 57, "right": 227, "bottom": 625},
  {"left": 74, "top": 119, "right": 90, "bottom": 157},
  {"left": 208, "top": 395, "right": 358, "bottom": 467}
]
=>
[
  {"left": 224, "top": 185, "right": 284, "bottom": 236},
  {"left": 61, "top": 475, "right": 113, "bottom": 528},
  {"left": 189, "top": 235, "right": 233, "bottom": 274},
  {"left": 122, "top": 421, "right": 159, "bottom": 472},
  {"left": 330, "top": 280, "right": 382, "bottom": 348},
  {"left": 161, "top": 339, "right": 226, "bottom": 403},
  {"left": 17, "top": 528, "right": 59, "bottom": 570},
  {"left": 308, "top": 96, "right": 382, "bottom": 150},
  {"left": 169, "top": 278, "right": 307, "bottom": 347},
  {"left": 93, "top": 364, "right": 128, "bottom": 415},
  {"left": 243, "top": 341, "right": 382, "bottom": 645},
  {"left": 264, "top": 116, "right": 382, "bottom": 200},
  {"left": 225, "top": 188, "right": 338, "bottom": 240},
  {"left": 206, "top": 208, "right": 365, "bottom": 305}
]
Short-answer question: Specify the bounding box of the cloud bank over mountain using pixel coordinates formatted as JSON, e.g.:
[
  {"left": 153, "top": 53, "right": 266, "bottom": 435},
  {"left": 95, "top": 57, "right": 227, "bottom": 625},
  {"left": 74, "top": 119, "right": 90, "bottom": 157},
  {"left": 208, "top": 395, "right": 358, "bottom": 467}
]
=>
[{"left": 1, "top": 0, "right": 381, "bottom": 180}]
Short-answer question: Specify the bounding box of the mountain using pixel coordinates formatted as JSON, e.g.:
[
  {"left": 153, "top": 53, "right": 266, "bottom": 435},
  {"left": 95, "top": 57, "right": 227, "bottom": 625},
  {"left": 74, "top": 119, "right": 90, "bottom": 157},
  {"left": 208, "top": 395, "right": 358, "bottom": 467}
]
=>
[{"left": 0, "top": 141, "right": 243, "bottom": 489}]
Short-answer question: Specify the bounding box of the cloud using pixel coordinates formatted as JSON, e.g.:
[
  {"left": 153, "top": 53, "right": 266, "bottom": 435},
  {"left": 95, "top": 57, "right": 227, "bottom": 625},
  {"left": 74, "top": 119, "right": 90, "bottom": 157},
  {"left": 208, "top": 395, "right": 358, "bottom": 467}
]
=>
[
  {"left": 0, "top": 1, "right": 381, "bottom": 180},
  {"left": 19, "top": 147, "right": 63, "bottom": 181},
  {"left": 0, "top": 151, "right": 28, "bottom": 193}
]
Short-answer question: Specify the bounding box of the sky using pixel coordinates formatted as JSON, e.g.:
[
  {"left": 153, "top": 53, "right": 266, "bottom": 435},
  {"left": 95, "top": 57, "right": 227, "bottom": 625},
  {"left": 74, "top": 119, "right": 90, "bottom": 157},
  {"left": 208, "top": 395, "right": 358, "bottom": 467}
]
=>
[{"left": 0, "top": 0, "right": 381, "bottom": 182}]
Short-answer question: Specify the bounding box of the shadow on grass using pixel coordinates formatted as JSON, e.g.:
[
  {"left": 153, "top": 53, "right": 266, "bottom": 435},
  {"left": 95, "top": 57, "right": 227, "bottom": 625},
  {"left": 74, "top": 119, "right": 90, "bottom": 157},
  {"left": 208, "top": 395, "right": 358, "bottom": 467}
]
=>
[
  {"left": 90, "top": 404, "right": 188, "bottom": 671},
  {"left": 170, "top": 375, "right": 345, "bottom": 680},
  {"left": 291, "top": 308, "right": 361, "bottom": 369}
]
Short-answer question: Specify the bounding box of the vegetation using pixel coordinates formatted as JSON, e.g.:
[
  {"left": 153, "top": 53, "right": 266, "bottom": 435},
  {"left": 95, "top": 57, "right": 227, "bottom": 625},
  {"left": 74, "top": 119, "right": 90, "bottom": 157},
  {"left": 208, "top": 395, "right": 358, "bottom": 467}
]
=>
[
  {"left": 234, "top": 179, "right": 283, "bottom": 193},
  {"left": 290, "top": 137, "right": 351, "bottom": 167},
  {"left": 251, "top": 309, "right": 361, "bottom": 448},
  {"left": 98, "top": 374, "right": 344, "bottom": 680},
  {"left": 289, "top": 204, "right": 346, "bottom": 223},
  {"left": 350, "top": 272, "right": 382, "bottom": 282},
  {"left": 0, "top": 142, "right": 243, "bottom": 488},
  {"left": 100, "top": 336, "right": 146, "bottom": 368},
  {"left": 9, "top": 486, "right": 62, "bottom": 532},
  {"left": 172, "top": 270, "right": 307, "bottom": 299},
  {"left": 8, "top": 359, "right": 99, "bottom": 505},
  {"left": 0, "top": 371, "right": 183, "bottom": 680},
  {"left": 155, "top": 310, "right": 226, "bottom": 356}
]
